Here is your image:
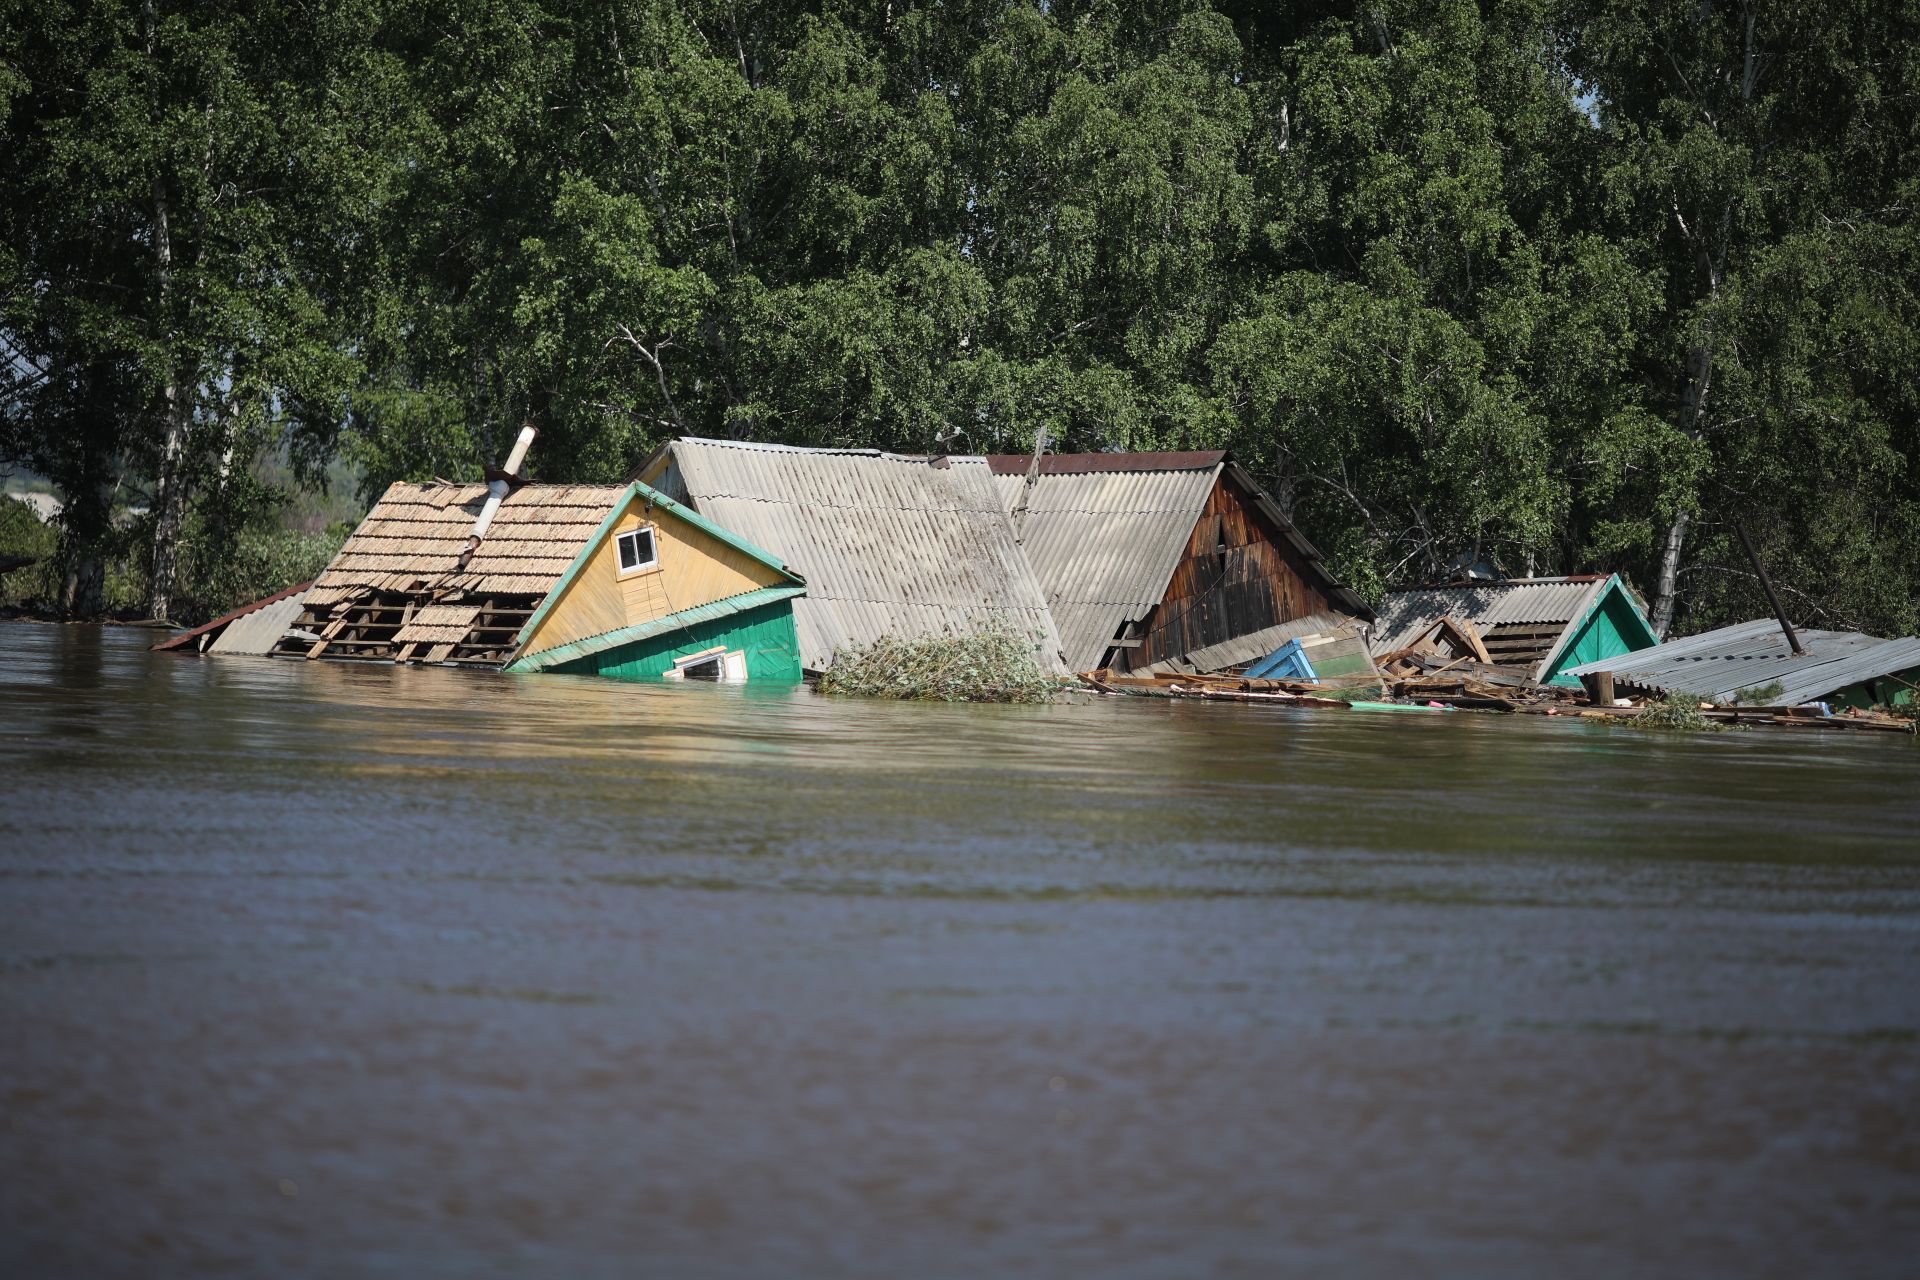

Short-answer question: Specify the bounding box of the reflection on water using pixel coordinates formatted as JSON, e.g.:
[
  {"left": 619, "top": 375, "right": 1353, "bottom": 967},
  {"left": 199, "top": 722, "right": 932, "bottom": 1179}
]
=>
[{"left": 2, "top": 621, "right": 1918, "bottom": 1278}]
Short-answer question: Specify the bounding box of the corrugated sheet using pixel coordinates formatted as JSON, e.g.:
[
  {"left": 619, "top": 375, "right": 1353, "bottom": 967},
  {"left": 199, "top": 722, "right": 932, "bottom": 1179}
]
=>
[
  {"left": 307, "top": 483, "right": 625, "bottom": 607},
  {"left": 204, "top": 590, "right": 310, "bottom": 654},
  {"left": 997, "top": 465, "right": 1223, "bottom": 670},
  {"left": 983, "top": 451, "right": 1229, "bottom": 475},
  {"left": 1373, "top": 578, "right": 1608, "bottom": 653},
  {"left": 1564, "top": 618, "right": 1920, "bottom": 706},
  {"left": 664, "top": 440, "right": 1066, "bottom": 672},
  {"left": 1139, "top": 611, "right": 1363, "bottom": 676},
  {"left": 152, "top": 578, "right": 314, "bottom": 653}
]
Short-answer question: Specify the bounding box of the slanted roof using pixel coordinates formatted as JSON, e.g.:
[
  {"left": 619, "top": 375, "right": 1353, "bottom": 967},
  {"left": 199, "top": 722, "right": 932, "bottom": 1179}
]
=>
[
  {"left": 152, "top": 579, "right": 314, "bottom": 653},
  {"left": 647, "top": 439, "right": 1065, "bottom": 672},
  {"left": 513, "top": 478, "right": 803, "bottom": 654},
  {"left": 1564, "top": 618, "right": 1920, "bottom": 706},
  {"left": 985, "top": 453, "right": 1227, "bottom": 670},
  {"left": 982, "top": 452, "right": 1371, "bottom": 670},
  {"left": 306, "top": 482, "right": 629, "bottom": 610},
  {"left": 1372, "top": 575, "right": 1648, "bottom": 681}
]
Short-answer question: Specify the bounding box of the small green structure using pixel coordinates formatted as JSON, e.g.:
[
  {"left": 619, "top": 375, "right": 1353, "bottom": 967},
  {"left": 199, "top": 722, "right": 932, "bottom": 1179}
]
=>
[
  {"left": 507, "top": 589, "right": 804, "bottom": 681},
  {"left": 502, "top": 481, "right": 808, "bottom": 684},
  {"left": 1371, "top": 573, "right": 1660, "bottom": 687}
]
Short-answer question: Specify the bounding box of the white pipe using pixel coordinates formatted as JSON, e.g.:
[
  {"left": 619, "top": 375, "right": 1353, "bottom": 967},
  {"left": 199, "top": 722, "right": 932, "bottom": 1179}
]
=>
[{"left": 470, "top": 424, "right": 537, "bottom": 543}]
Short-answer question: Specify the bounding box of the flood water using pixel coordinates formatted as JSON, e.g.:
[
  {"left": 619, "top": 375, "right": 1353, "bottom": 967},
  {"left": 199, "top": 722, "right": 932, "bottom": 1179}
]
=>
[{"left": 3, "top": 620, "right": 1919, "bottom": 1277}]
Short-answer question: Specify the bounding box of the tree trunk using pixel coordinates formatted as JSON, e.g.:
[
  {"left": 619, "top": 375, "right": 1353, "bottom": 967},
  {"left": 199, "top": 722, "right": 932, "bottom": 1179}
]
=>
[
  {"left": 145, "top": 174, "right": 193, "bottom": 622},
  {"left": 1649, "top": 507, "right": 1689, "bottom": 638},
  {"left": 57, "top": 472, "right": 115, "bottom": 619}
]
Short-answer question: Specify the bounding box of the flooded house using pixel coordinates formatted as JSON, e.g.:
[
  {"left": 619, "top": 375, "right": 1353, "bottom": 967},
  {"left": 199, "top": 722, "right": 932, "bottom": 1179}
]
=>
[
  {"left": 167, "top": 442, "right": 808, "bottom": 680},
  {"left": 1369, "top": 574, "right": 1659, "bottom": 688},
  {"left": 1564, "top": 618, "right": 1920, "bottom": 710},
  {"left": 982, "top": 451, "right": 1373, "bottom": 675},
  {"left": 639, "top": 438, "right": 1068, "bottom": 674}
]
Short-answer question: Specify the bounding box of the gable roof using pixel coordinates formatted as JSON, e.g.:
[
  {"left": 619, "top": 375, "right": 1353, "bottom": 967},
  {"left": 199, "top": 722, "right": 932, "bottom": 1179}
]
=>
[
  {"left": 1564, "top": 618, "right": 1920, "bottom": 706},
  {"left": 983, "top": 451, "right": 1371, "bottom": 670},
  {"left": 305, "top": 482, "right": 630, "bottom": 610},
  {"left": 645, "top": 439, "right": 1066, "bottom": 672},
  {"left": 514, "top": 478, "right": 803, "bottom": 650},
  {"left": 1372, "top": 574, "right": 1652, "bottom": 682}
]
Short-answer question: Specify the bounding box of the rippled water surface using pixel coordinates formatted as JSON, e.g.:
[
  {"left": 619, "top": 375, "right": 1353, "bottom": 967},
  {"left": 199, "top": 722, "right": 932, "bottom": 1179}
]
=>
[{"left": 4, "top": 620, "right": 1919, "bottom": 1278}]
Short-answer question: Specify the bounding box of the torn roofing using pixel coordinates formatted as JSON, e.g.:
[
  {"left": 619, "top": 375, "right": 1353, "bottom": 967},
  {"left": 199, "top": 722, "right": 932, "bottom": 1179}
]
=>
[
  {"left": 151, "top": 578, "right": 314, "bottom": 652},
  {"left": 1564, "top": 618, "right": 1920, "bottom": 706},
  {"left": 645, "top": 438, "right": 1066, "bottom": 673},
  {"left": 985, "top": 452, "right": 1371, "bottom": 670},
  {"left": 1374, "top": 576, "right": 1611, "bottom": 647},
  {"left": 305, "top": 482, "right": 630, "bottom": 611}
]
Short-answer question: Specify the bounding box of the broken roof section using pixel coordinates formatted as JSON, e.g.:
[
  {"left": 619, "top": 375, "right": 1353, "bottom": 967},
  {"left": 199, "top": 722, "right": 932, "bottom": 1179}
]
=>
[
  {"left": 304, "top": 482, "right": 627, "bottom": 612},
  {"left": 1564, "top": 618, "right": 1920, "bottom": 708},
  {"left": 983, "top": 451, "right": 1372, "bottom": 672},
  {"left": 1371, "top": 574, "right": 1657, "bottom": 686},
  {"left": 151, "top": 579, "right": 314, "bottom": 655},
  {"left": 642, "top": 438, "right": 1066, "bottom": 673}
]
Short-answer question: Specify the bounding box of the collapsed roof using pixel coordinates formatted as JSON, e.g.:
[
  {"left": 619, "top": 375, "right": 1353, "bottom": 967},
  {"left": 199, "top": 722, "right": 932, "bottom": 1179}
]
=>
[{"left": 1564, "top": 618, "right": 1920, "bottom": 707}]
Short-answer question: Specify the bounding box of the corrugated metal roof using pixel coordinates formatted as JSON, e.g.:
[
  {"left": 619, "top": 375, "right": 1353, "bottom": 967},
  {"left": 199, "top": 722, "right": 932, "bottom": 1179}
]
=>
[
  {"left": 1373, "top": 578, "right": 1609, "bottom": 654},
  {"left": 1374, "top": 578, "right": 1606, "bottom": 647},
  {"left": 152, "top": 578, "right": 314, "bottom": 653},
  {"left": 207, "top": 590, "right": 311, "bottom": 654},
  {"left": 1564, "top": 618, "right": 1920, "bottom": 706},
  {"left": 983, "top": 451, "right": 1229, "bottom": 475},
  {"left": 307, "top": 483, "right": 626, "bottom": 608},
  {"left": 660, "top": 439, "right": 1066, "bottom": 672},
  {"left": 995, "top": 464, "right": 1224, "bottom": 670},
  {"left": 988, "top": 456, "right": 1372, "bottom": 669}
]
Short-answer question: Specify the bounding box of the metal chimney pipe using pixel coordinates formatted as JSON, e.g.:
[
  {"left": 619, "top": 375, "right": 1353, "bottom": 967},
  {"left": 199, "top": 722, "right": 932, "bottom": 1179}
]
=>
[
  {"left": 1734, "top": 520, "right": 1805, "bottom": 656},
  {"left": 462, "top": 424, "right": 536, "bottom": 566}
]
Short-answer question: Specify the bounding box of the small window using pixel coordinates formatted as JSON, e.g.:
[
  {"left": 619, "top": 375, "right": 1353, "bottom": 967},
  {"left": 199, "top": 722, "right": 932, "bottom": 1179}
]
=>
[{"left": 615, "top": 527, "right": 658, "bottom": 575}]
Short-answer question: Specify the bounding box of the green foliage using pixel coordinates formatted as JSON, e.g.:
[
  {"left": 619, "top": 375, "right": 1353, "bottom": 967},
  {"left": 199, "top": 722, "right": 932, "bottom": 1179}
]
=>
[
  {"left": 5, "top": 1, "right": 1918, "bottom": 638},
  {"left": 1730, "top": 681, "right": 1784, "bottom": 707},
  {"left": 1630, "top": 691, "right": 1722, "bottom": 732},
  {"left": 818, "top": 629, "right": 1067, "bottom": 704},
  {"left": 0, "top": 495, "right": 58, "bottom": 606}
]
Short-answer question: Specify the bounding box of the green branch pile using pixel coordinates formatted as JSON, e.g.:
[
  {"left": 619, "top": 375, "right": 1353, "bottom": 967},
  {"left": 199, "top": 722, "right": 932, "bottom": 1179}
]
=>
[
  {"left": 1629, "top": 692, "right": 1724, "bottom": 733},
  {"left": 817, "top": 630, "right": 1066, "bottom": 704}
]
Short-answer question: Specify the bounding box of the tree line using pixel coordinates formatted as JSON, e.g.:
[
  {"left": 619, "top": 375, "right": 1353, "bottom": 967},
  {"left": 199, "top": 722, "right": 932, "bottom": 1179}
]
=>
[{"left": 4, "top": 0, "right": 1917, "bottom": 634}]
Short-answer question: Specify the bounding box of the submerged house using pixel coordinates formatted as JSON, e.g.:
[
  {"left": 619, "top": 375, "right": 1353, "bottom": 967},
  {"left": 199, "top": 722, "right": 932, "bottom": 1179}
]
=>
[
  {"left": 258, "top": 477, "right": 806, "bottom": 680},
  {"left": 1564, "top": 618, "right": 1920, "bottom": 709},
  {"left": 1370, "top": 573, "right": 1659, "bottom": 688},
  {"left": 983, "top": 451, "right": 1373, "bottom": 673},
  {"left": 640, "top": 438, "right": 1068, "bottom": 673}
]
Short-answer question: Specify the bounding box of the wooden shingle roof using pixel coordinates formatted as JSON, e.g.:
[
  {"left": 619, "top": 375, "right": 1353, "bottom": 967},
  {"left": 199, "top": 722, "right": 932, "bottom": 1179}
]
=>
[{"left": 306, "top": 483, "right": 628, "bottom": 609}]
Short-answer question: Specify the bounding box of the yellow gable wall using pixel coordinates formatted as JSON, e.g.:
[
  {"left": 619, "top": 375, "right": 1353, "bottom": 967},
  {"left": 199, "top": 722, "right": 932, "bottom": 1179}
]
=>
[{"left": 520, "top": 496, "right": 789, "bottom": 658}]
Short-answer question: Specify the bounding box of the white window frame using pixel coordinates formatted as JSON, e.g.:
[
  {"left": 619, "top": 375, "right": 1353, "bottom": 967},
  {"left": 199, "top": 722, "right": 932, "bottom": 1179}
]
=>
[
  {"left": 615, "top": 525, "right": 659, "bottom": 577},
  {"left": 665, "top": 646, "right": 748, "bottom": 682}
]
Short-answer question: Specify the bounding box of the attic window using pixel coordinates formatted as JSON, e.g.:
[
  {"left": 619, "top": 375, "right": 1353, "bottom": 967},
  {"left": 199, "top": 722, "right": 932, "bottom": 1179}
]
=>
[{"left": 616, "top": 527, "right": 658, "bottom": 576}]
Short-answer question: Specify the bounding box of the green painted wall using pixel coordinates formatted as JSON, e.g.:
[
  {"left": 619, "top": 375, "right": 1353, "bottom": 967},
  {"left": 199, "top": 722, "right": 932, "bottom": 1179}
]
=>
[
  {"left": 1827, "top": 666, "right": 1920, "bottom": 711},
  {"left": 540, "top": 599, "right": 804, "bottom": 682},
  {"left": 1545, "top": 590, "right": 1657, "bottom": 687}
]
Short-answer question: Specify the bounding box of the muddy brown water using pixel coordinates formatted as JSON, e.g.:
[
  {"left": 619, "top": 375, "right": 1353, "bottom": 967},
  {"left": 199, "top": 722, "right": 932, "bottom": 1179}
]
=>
[{"left": 3, "top": 620, "right": 1919, "bottom": 1278}]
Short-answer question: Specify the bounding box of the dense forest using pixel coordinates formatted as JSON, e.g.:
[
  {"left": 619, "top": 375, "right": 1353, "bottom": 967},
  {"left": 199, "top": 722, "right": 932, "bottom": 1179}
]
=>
[{"left": 3, "top": 0, "right": 1917, "bottom": 633}]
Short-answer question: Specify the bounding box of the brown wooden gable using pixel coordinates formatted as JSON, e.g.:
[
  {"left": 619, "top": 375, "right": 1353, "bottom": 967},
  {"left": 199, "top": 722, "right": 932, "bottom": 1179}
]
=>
[{"left": 1126, "top": 471, "right": 1338, "bottom": 670}]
